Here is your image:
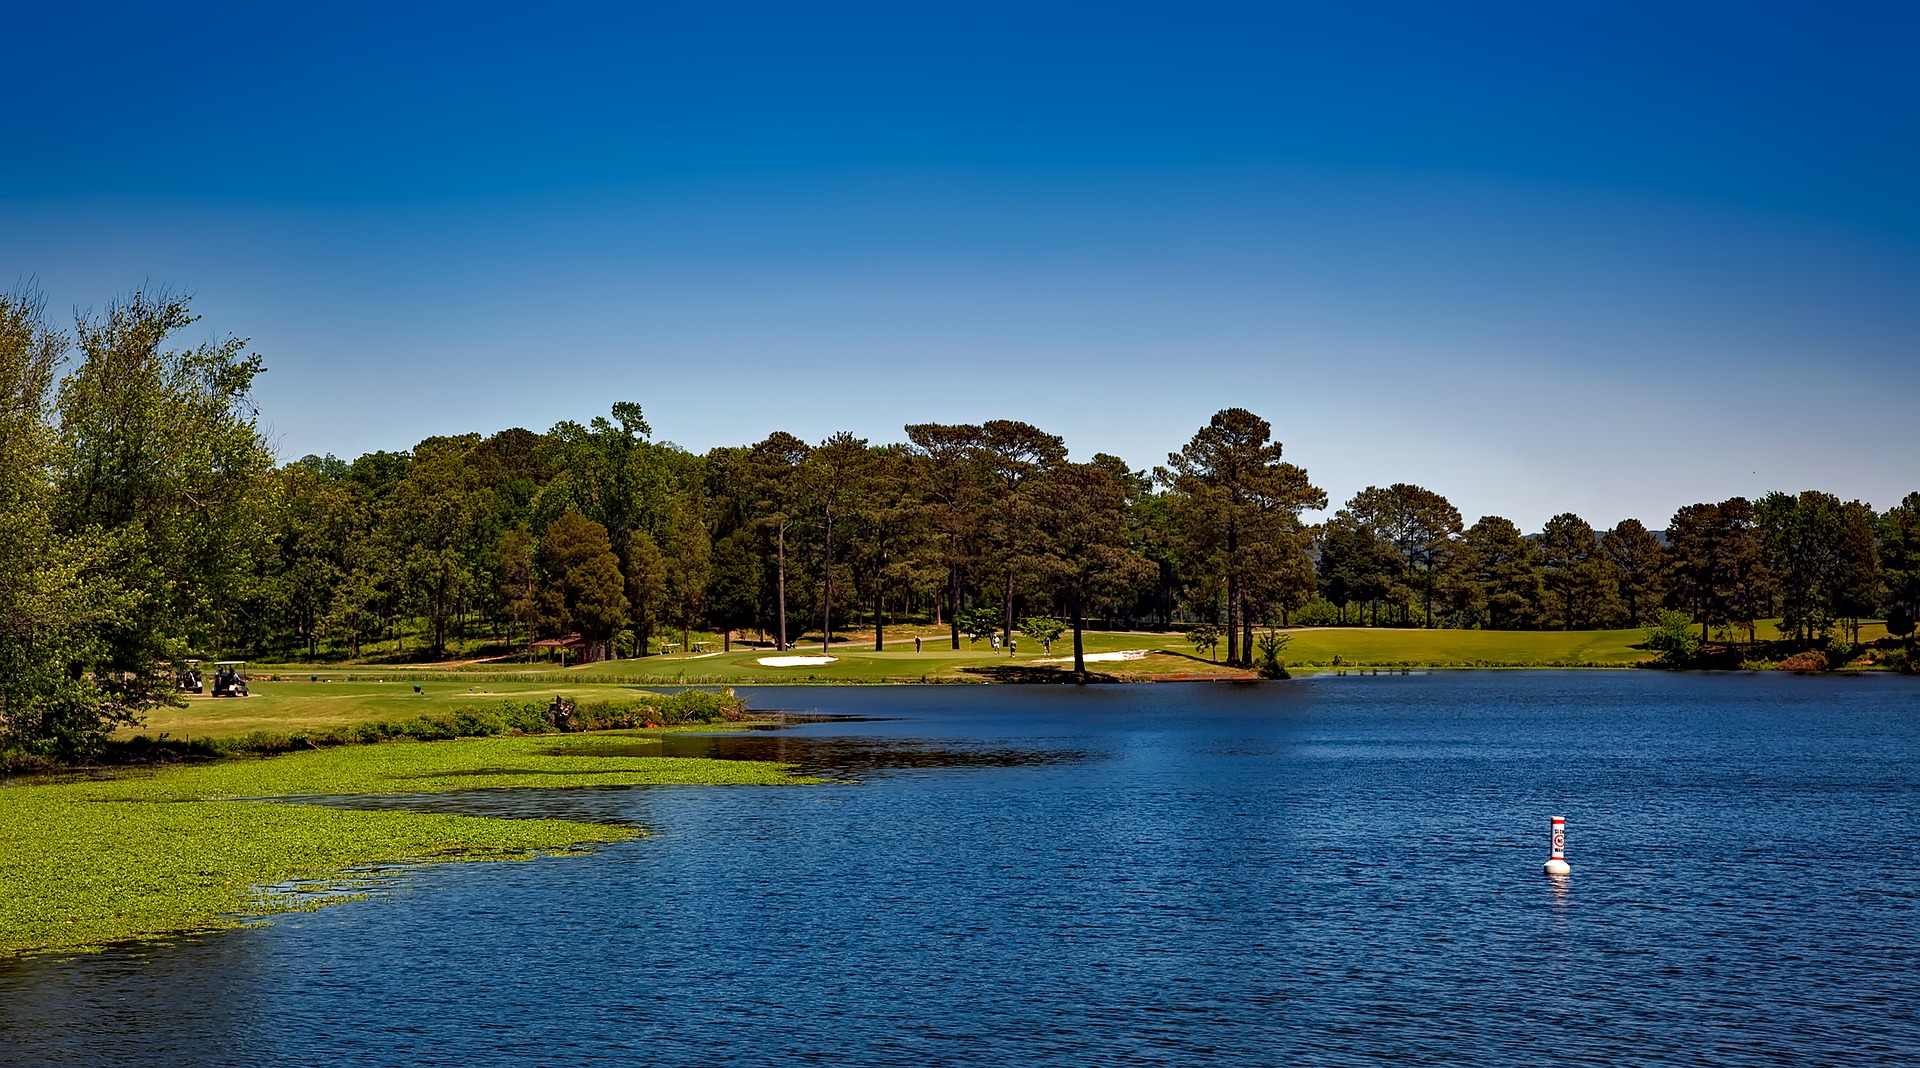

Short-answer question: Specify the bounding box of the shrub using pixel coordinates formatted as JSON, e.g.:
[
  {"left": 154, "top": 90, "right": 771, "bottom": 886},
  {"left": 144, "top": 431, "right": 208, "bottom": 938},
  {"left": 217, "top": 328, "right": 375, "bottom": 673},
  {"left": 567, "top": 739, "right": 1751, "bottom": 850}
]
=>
[
  {"left": 1824, "top": 635, "right": 1856, "bottom": 670},
  {"left": 656, "top": 689, "right": 746, "bottom": 724},
  {"left": 1186, "top": 623, "right": 1221, "bottom": 662},
  {"left": 1778, "top": 651, "right": 1826, "bottom": 673},
  {"left": 1643, "top": 610, "right": 1701, "bottom": 668},
  {"left": 1255, "top": 631, "right": 1292, "bottom": 679},
  {"left": 1018, "top": 615, "right": 1066, "bottom": 654}
]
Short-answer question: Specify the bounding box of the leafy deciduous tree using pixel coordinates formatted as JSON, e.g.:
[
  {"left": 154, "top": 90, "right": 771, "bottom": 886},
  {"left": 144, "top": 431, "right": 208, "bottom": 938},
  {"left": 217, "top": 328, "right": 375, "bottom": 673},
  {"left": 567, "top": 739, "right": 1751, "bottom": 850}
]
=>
[
  {"left": 1668, "top": 498, "right": 1770, "bottom": 643},
  {"left": 538, "top": 511, "right": 629, "bottom": 653}
]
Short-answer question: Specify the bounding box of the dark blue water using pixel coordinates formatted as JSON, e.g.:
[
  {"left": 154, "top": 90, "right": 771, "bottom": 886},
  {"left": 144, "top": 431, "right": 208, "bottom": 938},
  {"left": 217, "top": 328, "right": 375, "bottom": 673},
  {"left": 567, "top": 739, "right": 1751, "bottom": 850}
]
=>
[{"left": 4, "top": 672, "right": 1917, "bottom": 1066}]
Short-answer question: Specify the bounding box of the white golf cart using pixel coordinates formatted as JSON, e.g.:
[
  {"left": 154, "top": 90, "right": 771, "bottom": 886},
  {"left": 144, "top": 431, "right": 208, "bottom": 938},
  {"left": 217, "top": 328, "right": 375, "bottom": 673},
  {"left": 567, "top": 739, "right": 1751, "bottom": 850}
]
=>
[{"left": 178, "top": 659, "right": 204, "bottom": 694}]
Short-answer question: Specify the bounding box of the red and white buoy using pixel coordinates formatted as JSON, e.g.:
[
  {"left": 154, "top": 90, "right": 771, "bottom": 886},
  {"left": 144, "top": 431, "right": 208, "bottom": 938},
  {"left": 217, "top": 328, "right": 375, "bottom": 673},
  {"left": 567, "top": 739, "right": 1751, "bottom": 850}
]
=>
[{"left": 1543, "top": 815, "right": 1570, "bottom": 875}]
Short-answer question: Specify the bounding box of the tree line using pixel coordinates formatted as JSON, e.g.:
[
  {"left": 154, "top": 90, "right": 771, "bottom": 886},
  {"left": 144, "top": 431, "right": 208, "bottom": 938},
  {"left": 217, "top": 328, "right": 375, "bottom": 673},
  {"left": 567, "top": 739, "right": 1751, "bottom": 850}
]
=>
[{"left": 3, "top": 291, "right": 1917, "bottom": 758}]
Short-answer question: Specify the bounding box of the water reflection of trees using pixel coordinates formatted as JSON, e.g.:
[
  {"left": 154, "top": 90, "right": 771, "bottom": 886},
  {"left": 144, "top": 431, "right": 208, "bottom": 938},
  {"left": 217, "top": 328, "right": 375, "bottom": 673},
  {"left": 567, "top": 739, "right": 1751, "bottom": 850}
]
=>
[{"left": 559, "top": 733, "right": 1095, "bottom": 775}]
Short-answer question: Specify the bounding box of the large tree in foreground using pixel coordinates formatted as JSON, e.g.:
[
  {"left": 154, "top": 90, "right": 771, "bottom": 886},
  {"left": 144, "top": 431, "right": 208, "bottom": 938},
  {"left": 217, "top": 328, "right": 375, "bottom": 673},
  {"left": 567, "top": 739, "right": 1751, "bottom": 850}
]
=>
[
  {"left": 0, "top": 292, "right": 129, "bottom": 760},
  {"left": 52, "top": 290, "right": 274, "bottom": 725},
  {"left": 1159, "top": 409, "right": 1323, "bottom": 667}
]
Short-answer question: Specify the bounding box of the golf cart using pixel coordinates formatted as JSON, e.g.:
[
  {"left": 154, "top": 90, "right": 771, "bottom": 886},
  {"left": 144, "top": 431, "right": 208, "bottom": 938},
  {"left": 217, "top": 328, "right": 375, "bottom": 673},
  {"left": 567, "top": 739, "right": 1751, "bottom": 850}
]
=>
[
  {"left": 211, "top": 660, "right": 250, "bottom": 698},
  {"left": 178, "top": 659, "right": 204, "bottom": 694}
]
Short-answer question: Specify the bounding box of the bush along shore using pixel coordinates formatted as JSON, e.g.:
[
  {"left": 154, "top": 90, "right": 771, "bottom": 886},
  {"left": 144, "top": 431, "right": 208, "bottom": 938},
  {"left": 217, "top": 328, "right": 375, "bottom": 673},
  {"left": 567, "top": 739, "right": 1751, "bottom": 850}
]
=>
[{"left": 0, "top": 689, "right": 810, "bottom": 959}]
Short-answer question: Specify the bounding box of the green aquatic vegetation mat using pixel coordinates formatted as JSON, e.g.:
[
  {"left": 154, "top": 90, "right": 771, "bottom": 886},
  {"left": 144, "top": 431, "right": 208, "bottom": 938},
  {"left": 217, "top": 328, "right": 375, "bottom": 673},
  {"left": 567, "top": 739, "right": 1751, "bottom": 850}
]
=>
[{"left": 0, "top": 734, "right": 805, "bottom": 958}]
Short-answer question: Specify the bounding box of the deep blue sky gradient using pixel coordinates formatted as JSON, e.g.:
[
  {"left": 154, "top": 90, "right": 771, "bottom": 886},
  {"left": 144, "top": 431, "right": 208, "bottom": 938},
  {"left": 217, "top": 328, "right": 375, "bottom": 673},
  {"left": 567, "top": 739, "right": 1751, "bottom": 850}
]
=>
[{"left": 4, "top": 1, "right": 1916, "bottom": 528}]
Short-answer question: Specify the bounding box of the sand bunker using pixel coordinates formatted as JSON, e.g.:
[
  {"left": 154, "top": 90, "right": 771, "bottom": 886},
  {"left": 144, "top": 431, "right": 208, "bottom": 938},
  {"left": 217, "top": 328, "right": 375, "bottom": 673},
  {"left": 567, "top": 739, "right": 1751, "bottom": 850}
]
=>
[
  {"left": 1034, "top": 649, "right": 1151, "bottom": 664},
  {"left": 756, "top": 654, "right": 840, "bottom": 667}
]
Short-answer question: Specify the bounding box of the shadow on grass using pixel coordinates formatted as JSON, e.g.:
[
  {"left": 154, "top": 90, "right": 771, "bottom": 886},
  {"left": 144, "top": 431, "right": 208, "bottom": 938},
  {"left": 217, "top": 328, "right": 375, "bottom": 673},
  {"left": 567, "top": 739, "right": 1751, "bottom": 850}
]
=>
[
  {"left": 958, "top": 665, "right": 1121, "bottom": 684},
  {"left": 1154, "top": 649, "right": 1232, "bottom": 667}
]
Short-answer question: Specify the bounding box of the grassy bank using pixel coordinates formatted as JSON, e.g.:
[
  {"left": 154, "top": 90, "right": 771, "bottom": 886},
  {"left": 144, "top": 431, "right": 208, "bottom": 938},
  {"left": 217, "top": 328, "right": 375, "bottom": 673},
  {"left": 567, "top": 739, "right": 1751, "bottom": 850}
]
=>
[
  {"left": 93, "top": 627, "right": 1663, "bottom": 756},
  {"left": 253, "top": 626, "right": 1656, "bottom": 687},
  {"left": 549, "top": 632, "right": 1649, "bottom": 683},
  {"left": 1276, "top": 626, "right": 1649, "bottom": 668},
  {"left": 0, "top": 732, "right": 806, "bottom": 958},
  {"left": 132, "top": 681, "right": 667, "bottom": 740}
]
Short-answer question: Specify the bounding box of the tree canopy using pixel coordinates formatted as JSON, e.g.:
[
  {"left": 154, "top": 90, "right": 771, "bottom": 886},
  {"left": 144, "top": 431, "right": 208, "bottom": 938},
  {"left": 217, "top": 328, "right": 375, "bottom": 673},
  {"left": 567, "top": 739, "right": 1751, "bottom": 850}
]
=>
[{"left": 7, "top": 286, "right": 1919, "bottom": 762}]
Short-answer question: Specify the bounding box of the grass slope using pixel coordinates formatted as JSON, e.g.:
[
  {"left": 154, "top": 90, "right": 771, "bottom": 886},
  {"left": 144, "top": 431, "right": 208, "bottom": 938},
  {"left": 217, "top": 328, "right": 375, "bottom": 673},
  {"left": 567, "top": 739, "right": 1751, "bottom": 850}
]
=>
[
  {"left": 399, "top": 627, "right": 1650, "bottom": 683},
  {"left": 1277, "top": 626, "right": 1649, "bottom": 667},
  {"left": 0, "top": 733, "right": 805, "bottom": 958},
  {"left": 231, "top": 626, "right": 1657, "bottom": 695},
  {"left": 135, "top": 681, "right": 658, "bottom": 740},
  {"left": 158, "top": 628, "right": 1660, "bottom": 737},
  {"left": 571, "top": 630, "right": 1251, "bottom": 684}
]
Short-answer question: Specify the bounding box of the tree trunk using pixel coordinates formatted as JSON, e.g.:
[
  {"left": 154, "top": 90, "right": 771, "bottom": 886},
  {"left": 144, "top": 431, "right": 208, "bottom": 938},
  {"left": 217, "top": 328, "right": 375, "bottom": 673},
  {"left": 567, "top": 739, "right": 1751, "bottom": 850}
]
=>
[
  {"left": 822, "top": 508, "right": 834, "bottom": 653},
  {"left": 949, "top": 561, "right": 962, "bottom": 649},
  {"left": 1071, "top": 589, "right": 1086, "bottom": 678},
  {"left": 1003, "top": 571, "right": 1014, "bottom": 648},
  {"left": 776, "top": 521, "right": 788, "bottom": 651},
  {"left": 1226, "top": 517, "right": 1241, "bottom": 667},
  {"left": 874, "top": 576, "right": 885, "bottom": 652}
]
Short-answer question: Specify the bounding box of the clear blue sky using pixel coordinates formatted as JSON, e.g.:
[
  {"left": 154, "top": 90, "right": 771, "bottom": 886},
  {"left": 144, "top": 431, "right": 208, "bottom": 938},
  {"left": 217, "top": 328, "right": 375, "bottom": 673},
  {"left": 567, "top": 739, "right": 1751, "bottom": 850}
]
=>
[{"left": 4, "top": 1, "right": 1916, "bottom": 530}]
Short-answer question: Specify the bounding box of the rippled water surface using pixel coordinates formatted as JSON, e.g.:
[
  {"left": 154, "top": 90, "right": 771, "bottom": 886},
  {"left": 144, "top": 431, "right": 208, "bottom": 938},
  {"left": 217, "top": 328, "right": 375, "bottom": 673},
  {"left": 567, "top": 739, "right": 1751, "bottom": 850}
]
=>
[{"left": 4, "top": 672, "right": 1917, "bottom": 1066}]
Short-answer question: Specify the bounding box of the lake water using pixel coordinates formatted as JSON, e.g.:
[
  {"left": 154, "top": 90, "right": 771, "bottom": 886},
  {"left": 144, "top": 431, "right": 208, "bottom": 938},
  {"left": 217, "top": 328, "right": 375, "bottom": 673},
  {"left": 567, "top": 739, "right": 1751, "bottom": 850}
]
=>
[{"left": 3, "top": 672, "right": 1917, "bottom": 1066}]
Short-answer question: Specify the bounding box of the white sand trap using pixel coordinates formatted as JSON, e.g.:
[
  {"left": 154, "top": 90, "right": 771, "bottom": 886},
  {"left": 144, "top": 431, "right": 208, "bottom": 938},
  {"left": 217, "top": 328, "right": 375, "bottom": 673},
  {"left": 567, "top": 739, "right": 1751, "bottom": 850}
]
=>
[
  {"left": 1034, "top": 649, "right": 1151, "bottom": 664},
  {"left": 756, "top": 654, "right": 840, "bottom": 667}
]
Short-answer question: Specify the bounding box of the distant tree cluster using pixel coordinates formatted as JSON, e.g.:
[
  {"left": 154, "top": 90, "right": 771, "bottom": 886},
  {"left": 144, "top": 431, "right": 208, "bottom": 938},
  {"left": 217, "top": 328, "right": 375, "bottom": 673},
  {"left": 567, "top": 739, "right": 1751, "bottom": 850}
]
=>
[
  {"left": 1313, "top": 485, "right": 1917, "bottom": 648},
  {"left": 4, "top": 290, "right": 1917, "bottom": 759}
]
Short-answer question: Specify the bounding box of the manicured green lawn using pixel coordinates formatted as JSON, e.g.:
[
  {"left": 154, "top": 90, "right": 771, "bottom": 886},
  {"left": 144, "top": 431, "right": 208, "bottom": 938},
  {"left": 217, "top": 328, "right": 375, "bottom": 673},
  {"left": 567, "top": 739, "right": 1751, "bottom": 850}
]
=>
[
  {"left": 247, "top": 624, "right": 1662, "bottom": 694},
  {"left": 1277, "top": 626, "right": 1651, "bottom": 667},
  {"left": 134, "top": 680, "right": 663, "bottom": 740},
  {"left": 490, "top": 625, "right": 1654, "bottom": 681},
  {"left": 564, "top": 629, "right": 1234, "bottom": 683},
  {"left": 0, "top": 732, "right": 807, "bottom": 958}
]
